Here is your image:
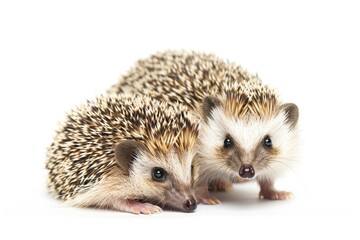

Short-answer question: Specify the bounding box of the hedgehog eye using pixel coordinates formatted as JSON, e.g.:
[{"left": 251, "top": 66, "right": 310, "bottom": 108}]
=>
[
  {"left": 263, "top": 135, "right": 272, "bottom": 148},
  {"left": 152, "top": 167, "right": 167, "bottom": 182},
  {"left": 223, "top": 135, "right": 234, "bottom": 148}
]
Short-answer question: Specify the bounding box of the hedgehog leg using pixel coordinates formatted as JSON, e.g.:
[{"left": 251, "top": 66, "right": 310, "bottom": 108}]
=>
[
  {"left": 111, "top": 199, "right": 162, "bottom": 214},
  {"left": 208, "top": 179, "right": 233, "bottom": 192},
  {"left": 198, "top": 195, "right": 221, "bottom": 205},
  {"left": 208, "top": 176, "right": 248, "bottom": 192},
  {"left": 258, "top": 179, "right": 293, "bottom": 200},
  {"left": 195, "top": 182, "right": 221, "bottom": 205},
  {"left": 233, "top": 176, "right": 249, "bottom": 183}
]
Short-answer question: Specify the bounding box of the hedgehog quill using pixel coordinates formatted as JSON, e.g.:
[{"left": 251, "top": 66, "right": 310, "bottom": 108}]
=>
[
  {"left": 46, "top": 95, "right": 199, "bottom": 214},
  {"left": 109, "top": 51, "right": 300, "bottom": 204}
]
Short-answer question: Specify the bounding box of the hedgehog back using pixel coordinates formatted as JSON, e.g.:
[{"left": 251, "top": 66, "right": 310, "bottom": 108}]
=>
[
  {"left": 109, "top": 51, "right": 263, "bottom": 111},
  {"left": 46, "top": 95, "right": 197, "bottom": 200}
]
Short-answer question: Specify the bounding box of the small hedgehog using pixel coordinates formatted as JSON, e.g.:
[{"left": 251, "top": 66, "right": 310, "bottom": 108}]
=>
[
  {"left": 46, "top": 95, "right": 199, "bottom": 214},
  {"left": 109, "top": 51, "right": 300, "bottom": 204}
]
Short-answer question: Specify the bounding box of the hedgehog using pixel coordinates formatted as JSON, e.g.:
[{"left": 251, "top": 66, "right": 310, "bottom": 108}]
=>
[
  {"left": 108, "top": 51, "right": 300, "bottom": 204},
  {"left": 46, "top": 95, "right": 199, "bottom": 214}
]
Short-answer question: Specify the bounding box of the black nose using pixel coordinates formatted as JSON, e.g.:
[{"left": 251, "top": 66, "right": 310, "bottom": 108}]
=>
[
  {"left": 183, "top": 198, "right": 197, "bottom": 212},
  {"left": 239, "top": 164, "right": 255, "bottom": 178}
]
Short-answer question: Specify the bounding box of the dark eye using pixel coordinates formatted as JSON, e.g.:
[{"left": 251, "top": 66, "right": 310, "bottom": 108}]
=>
[
  {"left": 263, "top": 135, "right": 272, "bottom": 148},
  {"left": 152, "top": 167, "right": 167, "bottom": 182},
  {"left": 224, "top": 135, "right": 233, "bottom": 148}
]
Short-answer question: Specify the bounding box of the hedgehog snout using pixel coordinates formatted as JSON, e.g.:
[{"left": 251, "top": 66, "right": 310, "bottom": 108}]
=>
[
  {"left": 183, "top": 197, "right": 197, "bottom": 212},
  {"left": 168, "top": 187, "right": 197, "bottom": 212},
  {"left": 239, "top": 164, "right": 255, "bottom": 178}
]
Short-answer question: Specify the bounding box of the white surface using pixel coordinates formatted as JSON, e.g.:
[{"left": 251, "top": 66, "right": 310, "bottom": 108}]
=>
[{"left": 1, "top": 0, "right": 359, "bottom": 239}]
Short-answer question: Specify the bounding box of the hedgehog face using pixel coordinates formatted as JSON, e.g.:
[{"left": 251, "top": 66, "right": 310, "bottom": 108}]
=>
[
  {"left": 116, "top": 141, "right": 197, "bottom": 212},
  {"left": 199, "top": 98, "right": 299, "bottom": 182}
]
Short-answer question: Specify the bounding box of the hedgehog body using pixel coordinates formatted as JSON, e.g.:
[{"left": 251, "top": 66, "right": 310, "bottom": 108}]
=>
[
  {"left": 109, "top": 51, "right": 300, "bottom": 203},
  {"left": 46, "top": 95, "right": 199, "bottom": 214},
  {"left": 109, "top": 50, "right": 262, "bottom": 115}
]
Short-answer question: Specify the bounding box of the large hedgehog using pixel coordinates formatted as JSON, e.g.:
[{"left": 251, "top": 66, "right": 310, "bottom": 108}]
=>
[
  {"left": 109, "top": 51, "right": 300, "bottom": 204},
  {"left": 46, "top": 95, "right": 199, "bottom": 214}
]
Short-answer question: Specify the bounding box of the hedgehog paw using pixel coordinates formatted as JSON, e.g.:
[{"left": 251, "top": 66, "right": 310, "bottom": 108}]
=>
[
  {"left": 197, "top": 196, "right": 221, "bottom": 205},
  {"left": 259, "top": 190, "right": 293, "bottom": 200},
  {"left": 233, "top": 176, "right": 249, "bottom": 183},
  {"left": 209, "top": 179, "right": 233, "bottom": 192},
  {"left": 114, "top": 200, "right": 162, "bottom": 214}
]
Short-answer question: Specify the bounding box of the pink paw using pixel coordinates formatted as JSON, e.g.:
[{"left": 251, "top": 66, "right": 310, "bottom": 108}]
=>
[
  {"left": 259, "top": 191, "right": 293, "bottom": 200},
  {"left": 114, "top": 200, "right": 162, "bottom": 214},
  {"left": 129, "top": 202, "right": 162, "bottom": 215}
]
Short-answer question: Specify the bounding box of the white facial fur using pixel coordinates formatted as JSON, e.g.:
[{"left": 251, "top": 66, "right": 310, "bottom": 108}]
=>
[
  {"left": 198, "top": 107, "right": 299, "bottom": 181},
  {"left": 129, "top": 148, "right": 195, "bottom": 201}
]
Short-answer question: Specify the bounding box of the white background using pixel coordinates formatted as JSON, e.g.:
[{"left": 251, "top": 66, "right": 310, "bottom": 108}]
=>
[{"left": 1, "top": 0, "right": 359, "bottom": 239}]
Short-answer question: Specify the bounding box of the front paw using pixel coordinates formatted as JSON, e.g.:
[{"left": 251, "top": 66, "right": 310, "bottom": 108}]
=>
[
  {"left": 208, "top": 179, "right": 233, "bottom": 192},
  {"left": 233, "top": 176, "right": 249, "bottom": 183},
  {"left": 198, "top": 197, "right": 221, "bottom": 205},
  {"left": 196, "top": 193, "right": 221, "bottom": 205},
  {"left": 113, "top": 200, "right": 163, "bottom": 214},
  {"left": 259, "top": 190, "right": 293, "bottom": 200}
]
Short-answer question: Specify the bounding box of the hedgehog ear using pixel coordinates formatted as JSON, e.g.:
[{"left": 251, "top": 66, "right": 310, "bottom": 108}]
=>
[
  {"left": 280, "top": 103, "right": 299, "bottom": 129},
  {"left": 202, "top": 96, "right": 223, "bottom": 122},
  {"left": 115, "top": 140, "right": 146, "bottom": 172}
]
